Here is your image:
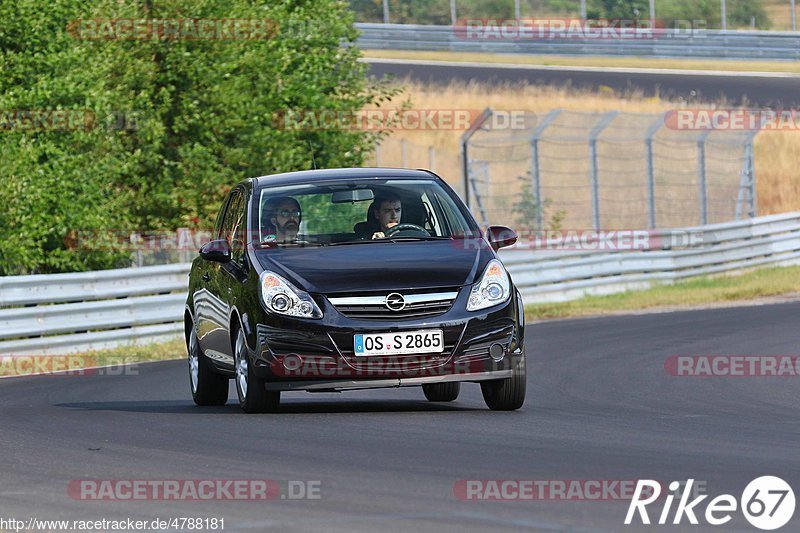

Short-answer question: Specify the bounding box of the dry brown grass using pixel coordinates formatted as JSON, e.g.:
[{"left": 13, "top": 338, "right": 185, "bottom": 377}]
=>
[
  {"left": 764, "top": 0, "right": 800, "bottom": 31},
  {"left": 367, "top": 80, "right": 800, "bottom": 221}
]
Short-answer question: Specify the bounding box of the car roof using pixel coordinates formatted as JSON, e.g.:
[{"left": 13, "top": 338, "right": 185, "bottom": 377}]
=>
[{"left": 252, "top": 168, "right": 438, "bottom": 188}]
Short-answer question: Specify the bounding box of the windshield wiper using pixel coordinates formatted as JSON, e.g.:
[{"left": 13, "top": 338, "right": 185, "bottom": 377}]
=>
[
  {"left": 327, "top": 236, "right": 451, "bottom": 246},
  {"left": 389, "top": 236, "right": 451, "bottom": 241},
  {"left": 326, "top": 239, "right": 393, "bottom": 246}
]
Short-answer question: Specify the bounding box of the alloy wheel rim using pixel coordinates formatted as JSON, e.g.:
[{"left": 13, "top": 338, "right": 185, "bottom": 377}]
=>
[
  {"left": 188, "top": 328, "right": 199, "bottom": 393},
  {"left": 235, "top": 331, "right": 248, "bottom": 399}
]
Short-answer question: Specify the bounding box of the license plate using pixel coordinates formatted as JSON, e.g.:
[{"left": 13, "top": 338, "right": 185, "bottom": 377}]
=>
[{"left": 354, "top": 329, "right": 444, "bottom": 356}]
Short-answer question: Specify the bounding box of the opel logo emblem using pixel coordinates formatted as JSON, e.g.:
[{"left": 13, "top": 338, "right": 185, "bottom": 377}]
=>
[{"left": 385, "top": 292, "right": 406, "bottom": 311}]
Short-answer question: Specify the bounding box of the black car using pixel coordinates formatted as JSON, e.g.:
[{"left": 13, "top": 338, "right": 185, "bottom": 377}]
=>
[{"left": 184, "top": 168, "right": 526, "bottom": 413}]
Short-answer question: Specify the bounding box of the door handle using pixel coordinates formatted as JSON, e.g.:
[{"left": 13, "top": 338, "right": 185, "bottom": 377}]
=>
[{"left": 202, "top": 273, "right": 211, "bottom": 282}]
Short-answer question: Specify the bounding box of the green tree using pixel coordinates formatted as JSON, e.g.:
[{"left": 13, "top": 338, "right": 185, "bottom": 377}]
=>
[{"left": 0, "top": 0, "right": 398, "bottom": 274}]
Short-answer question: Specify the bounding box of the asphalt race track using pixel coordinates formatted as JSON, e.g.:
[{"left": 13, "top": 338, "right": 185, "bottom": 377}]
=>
[
  {"left": 2, "top": 302, "right": 799, "bottom": 532},
  {"left": 366, "top": 59, "right": 800, "bottom": 108}
]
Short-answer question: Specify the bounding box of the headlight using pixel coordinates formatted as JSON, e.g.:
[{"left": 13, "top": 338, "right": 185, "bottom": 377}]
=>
[
  {"left": 259, "top": 271, "right": 322, "bottom": 319},
  {"left": 467, "top": 259, "right": 511, "bottom": 311}
]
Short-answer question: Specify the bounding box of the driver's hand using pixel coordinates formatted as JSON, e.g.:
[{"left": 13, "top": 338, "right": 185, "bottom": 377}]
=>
[{"left": 372, "top": 223, "right": 397, "bottom": 240}]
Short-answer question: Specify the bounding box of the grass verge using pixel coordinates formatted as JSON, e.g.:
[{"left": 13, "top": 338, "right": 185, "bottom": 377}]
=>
[
  {"left": 0, "top": 337, "right": 186, "bottom": 378},
  {"left": 524, "top": 265, "right": 800, "bottom": 321},
  {"left": 363, "top": 49, "right": 800, "bottom": 74}
]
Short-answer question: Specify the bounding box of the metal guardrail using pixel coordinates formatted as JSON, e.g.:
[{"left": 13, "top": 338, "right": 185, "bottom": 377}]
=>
[
  {"left": 503, "top": 211, "right": 800, "bottom": 302},
  {"left": 355, "top": 23, "right": 800, "bottom": 60},
  {"left": 1, "top": 211, "right": 799, "bottom": 355},
  {"left": 0, "top": 264, "right": 190, "bottom": 356}
]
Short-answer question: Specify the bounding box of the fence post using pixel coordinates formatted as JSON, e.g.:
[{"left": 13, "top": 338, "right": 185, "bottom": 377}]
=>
[
  {"left": 588, "top": 111, "right": 620, "bottom": 231},
  {"left": 529, "top": 109, "right": 562, "bottom": 230},
  {"left": 469, "top": 162, "right": 490, "bottom": 227},
  {"left": 697, "top": 129, "right": 712, "bottom": 225},
  {"left": 460, "top": 108, "right": 493, "bottom": 210},
  {"left": 645, "top": 113, "right": 667, "bottom": 229}
]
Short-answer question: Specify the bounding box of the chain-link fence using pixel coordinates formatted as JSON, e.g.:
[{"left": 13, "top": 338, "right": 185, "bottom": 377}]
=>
[
  {"left": 366, "top": 138, "right": 464, "bottom": 197},
  {"left": 465, "top": 109, "right": 758, "bottom": 230},
  {"left": 371, "top": 109, "right": 759, "bottom": 230}
]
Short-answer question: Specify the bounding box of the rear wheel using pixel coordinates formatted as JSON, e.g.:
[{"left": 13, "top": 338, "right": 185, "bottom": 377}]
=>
[
  {"left": 481, "top": 357, "right": 526, "bottom": 411},
  {"left": 422, "top": 382, "right": 460, "bottom": 402},
  {"left": 188, "top": 326, "right": 228, "bottom": 406},
  {"left": 234, "top": 327, "right": 280, "bottom": 413}
]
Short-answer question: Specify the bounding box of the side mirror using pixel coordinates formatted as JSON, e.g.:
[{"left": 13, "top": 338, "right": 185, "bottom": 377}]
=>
[
  {"left": 486, "top": 226, "right": 517, "bottom": 251},
  {"left": 199, "top": 239, "right": 232, "bottom": 263}
]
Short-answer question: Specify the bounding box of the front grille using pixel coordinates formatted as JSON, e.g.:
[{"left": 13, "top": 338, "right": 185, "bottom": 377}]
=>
[{"left": 328, "top": 289, "right": 459, "bottom": 320}]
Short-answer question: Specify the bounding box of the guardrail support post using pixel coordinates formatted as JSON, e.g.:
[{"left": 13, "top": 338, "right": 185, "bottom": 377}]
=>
[
  {"left": 748, "top": 141, "right": 757, "bottom": 217},
  {"left": 529, "top": 109, "right": 562, "bottom": 230},
  {"left": 645, "top": 113, "right": 667, "bottom": 229},
  {"left": 697, "top": 129, "right": 712, "bottom": 225},
  {"left": 588, "top": 111, "right": 619, "bottom": 231}
]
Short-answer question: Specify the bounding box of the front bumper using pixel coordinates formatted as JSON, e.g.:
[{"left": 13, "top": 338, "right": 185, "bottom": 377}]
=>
[{"left": 247, "top": 287, "right": 525, "bottom": 387}]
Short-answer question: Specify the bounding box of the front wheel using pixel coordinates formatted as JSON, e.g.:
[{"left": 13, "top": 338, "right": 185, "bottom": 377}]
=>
[
  {"left": 422, "top": 382, "right": 460, "bottom": 402},
  {"left": 234, "top": 327, "right": 280, "bottom": 413},
  {"left": 481, "top": 357, "right": 526, "bottom": 411},
  {"left": 188, "top": 326, "right": 228, "bottom": 406}
]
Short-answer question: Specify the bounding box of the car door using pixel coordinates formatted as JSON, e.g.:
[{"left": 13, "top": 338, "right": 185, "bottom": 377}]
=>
[
  {"left": 194, "top": 192, "right": 231, "bottom": 359},
  {"left": 195, "top": 190, "right": 240, "bottom": 367},
  {"left": 213, "top": 187, "right": 248, "bottom": 368}
]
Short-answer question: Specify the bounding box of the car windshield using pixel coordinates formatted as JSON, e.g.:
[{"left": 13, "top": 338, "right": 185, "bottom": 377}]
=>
[{"left": 253, "top": 178, "right": 476, "bottom": 247}]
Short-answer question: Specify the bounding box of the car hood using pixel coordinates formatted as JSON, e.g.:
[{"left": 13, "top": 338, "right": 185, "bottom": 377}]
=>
[{"left": 254, "top": 240, "right": 493, "bottom": 293}]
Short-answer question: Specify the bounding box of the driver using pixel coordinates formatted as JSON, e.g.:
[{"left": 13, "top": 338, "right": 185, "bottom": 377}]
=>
[
  {"left": 263, "top": 196, "right": 302, "bottom": 243},
  {"left": 371, "top": 194, "right": 402, "bottom": 239}
]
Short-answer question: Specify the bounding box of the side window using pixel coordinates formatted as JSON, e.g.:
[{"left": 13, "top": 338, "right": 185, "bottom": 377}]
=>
[
  {"left": 213, "top": 193, "right": 232, "bottom": 240},
  {"left": 223, "top": 191, "right": 246, "bottom": 265}
]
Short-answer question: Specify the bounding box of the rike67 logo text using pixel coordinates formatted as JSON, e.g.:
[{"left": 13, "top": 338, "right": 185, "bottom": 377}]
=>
[{"left": 626, "top": 477, "right": 795, "bottom": 530}]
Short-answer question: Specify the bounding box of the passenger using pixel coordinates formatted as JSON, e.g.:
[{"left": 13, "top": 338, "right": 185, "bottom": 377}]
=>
[{"left": 263, "top": 196, "right": 302, "bottom": 243}]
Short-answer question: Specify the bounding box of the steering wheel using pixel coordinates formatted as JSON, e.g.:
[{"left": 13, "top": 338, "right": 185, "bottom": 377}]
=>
[{"left": 385, "top": 223, "right": 430, "bottom": 237}]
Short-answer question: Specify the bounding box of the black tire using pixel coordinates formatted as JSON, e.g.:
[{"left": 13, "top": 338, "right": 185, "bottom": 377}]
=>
[
  {"left": 233, "top": 327, "right": 280, "bottom": 413},
  {"left": 480, "top": 356, "right": 526, "bottom": 411},
  {"left": 188, "top": 325, "right": 228, "bottom": 406},
  {"left": 422, "top": 382, "right": 460, "bottom": 402}
]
